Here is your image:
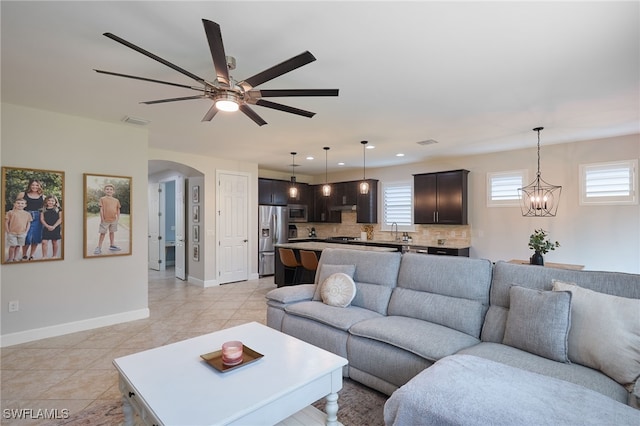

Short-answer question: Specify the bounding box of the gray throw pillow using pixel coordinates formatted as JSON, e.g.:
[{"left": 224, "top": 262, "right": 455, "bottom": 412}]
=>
[
  {"left": 503, "top": 285, "right": 572, "bottom": 363},
  {"left": 553, "top": 279, "right": 640, "bottom": 387},
  {"left": 312, "top": 264, "right": 356, "bottom": 301}
]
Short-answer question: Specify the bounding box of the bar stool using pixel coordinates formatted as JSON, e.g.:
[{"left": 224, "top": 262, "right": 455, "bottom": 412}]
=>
[
  {"left": 299, "top": 250, "right": 319, "bottom": 283},
  {"left": 279, "top": 248, "right": 302, "bottom": 285}
]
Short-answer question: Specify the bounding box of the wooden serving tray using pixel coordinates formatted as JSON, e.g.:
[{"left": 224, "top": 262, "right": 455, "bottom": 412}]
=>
[{"left": 200, "top": 345, "right": 264, "bottom": 372}]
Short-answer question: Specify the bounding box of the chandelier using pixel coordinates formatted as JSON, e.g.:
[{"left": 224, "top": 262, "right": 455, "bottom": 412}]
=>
[{"left": 518, "top": 127, "right": 561, "bottom": 217}]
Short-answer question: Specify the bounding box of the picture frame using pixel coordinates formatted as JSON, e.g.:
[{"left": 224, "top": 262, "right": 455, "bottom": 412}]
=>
[
  {"left": 83, "top": 173, "right": 132, "bottom": 258},
  {"left": 2, "top": 166, "right": 65, "bottom": 264},
  {"left": 193, "top": 244, "right": 199, "bottom": 262},
  {"left": 193, "top": 225, "right": 199, "bottom": 243},
  {"left": 192, "top": 185, "right": 199, "bottom": 203},
  {"left": 192, "top": 205, "right": 200, "bottom": 223}
]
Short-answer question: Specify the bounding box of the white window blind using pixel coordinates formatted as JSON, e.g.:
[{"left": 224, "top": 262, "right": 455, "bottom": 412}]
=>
[
  {"left": 382, "top": 181, "right": 414, "bottom": 231},
  {"left": 580, "top": 160, "right": 637, "bottom": 205},
  {"left": 487, "top": 170, "right": 526, "bottom": 207}
]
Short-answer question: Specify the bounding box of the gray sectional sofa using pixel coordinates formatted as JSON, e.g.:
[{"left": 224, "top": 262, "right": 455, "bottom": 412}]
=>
[{"left": 265, "top": 248, "right": 640, "bottom": 424}]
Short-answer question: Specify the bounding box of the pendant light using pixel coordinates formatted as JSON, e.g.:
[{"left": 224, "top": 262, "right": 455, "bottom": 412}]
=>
[
  {"left": 359, "top": 140, "right": 369, "bottom": 195},
  {"left": 322, "top": 147, "right": 332, "bottom": 197},
  {"left": 289, "top": 152, "right": 298, "bottom": 199},
  {"left": 518, "top": 127, "right": 562, "bottom": 217}
]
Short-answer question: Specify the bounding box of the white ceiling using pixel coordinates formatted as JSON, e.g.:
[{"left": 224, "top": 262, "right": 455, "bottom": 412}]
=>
[{"left": 2, "top": 1, "right": 638, "bottom": 175}]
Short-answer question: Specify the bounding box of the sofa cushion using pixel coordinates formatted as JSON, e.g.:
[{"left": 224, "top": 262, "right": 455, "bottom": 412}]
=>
[
  {"left": 349, "top": 316, "right": 480, "bottom": 362},
  {"left": 284, "top": 301, "right": 381, "bottom": 331},
  {"left": 266, "top": 284, "right": 315, "bottom": 304},
  {"left": 321, "top": 273, "right": 356, "bottom": 307},
  {"left": 314, "top": 249, "right": 401, "bottom": 315},
  {"left": 553, "top": 279, "right": 640, "bottom": 387},
  {"left": 388, "top": 287, "right": 486, "bottom": 338},
  {"left": 457, "top": 342, "right": 629, "bottom": 403},
  {"left": 503, "top": 286, "right": 572, "bottom": 363},
  {"left": 312, "top": 264, "right": 356, "bottom": 301},
  {"left": 384, "top": 354, "right": 640, "bottom": 426}
]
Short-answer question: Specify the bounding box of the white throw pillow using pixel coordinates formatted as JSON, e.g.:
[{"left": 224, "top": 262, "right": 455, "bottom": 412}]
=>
[
  {"left": 313, "top": 264, "right": 356, "bottom": 301},
  {"left": 552, "top": 279, "right": 640, "bottom": 387},
  {"left": 321, "top": 272, "right": 356, "bottom": 308}
]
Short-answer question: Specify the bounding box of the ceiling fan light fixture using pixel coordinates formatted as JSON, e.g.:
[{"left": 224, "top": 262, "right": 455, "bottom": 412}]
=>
[{"left": 214, "top": 92, "right": 239, "bottom": 112}]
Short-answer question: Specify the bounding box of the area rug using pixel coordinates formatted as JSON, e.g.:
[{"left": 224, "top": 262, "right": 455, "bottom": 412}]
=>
[{"left": 47, "top": 378, "right": 387, "bottom": 425}]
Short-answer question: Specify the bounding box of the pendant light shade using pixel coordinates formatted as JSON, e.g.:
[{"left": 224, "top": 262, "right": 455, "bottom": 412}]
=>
[
  {"left": 322, "top": 147, "right": 331, "bottom": 197},
  {"left": 289, "top": 152, "right": 298, "bottom": 199},
  {"left": 518, "top": 127, "right": 562, "bottom": 217},
  {"left": 359, "top": 140, "right": 369, "bottom": 195}
]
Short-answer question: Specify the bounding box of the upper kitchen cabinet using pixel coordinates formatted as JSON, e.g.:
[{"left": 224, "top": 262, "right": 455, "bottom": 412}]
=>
[
  {"left": 357, "top": 179, "right": 378, "bottom": 223},
  {"left": 414, "top": 170, "right": 469, "bottom": 225},
  {"left": 311, "top": 184, "right": 341, "bottom": 223},
  {"left": 258, "top": 178, "right": 290, "bottom": 205},
  {"left": 333, "top": 181, "right": 358, "bottom": 207}
]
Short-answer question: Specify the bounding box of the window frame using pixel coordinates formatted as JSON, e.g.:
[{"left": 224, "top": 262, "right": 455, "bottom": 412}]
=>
[
  {"left": 380, "top": 180, "right": 415, "bottom": 232},
  {"left": 487, "top": 169, "right": 528, "bottom": 207},
  {"left": 579, "top": 159, "right": 638, "bottom": 206}
]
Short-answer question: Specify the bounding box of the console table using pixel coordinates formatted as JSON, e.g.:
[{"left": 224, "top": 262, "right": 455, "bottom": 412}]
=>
[{"left": 508, "top": 259, "right": 584, "bottom": 271}]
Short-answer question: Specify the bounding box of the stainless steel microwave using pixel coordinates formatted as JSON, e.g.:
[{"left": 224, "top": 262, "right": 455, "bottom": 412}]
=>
[{"left": 287, "top": 204, "right": 308, "bottom": 222}]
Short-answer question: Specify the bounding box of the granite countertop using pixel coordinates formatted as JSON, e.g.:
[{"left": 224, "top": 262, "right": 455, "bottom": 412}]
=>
[{"left": 276, "top": 241, "right": 398, "bottom": 252}]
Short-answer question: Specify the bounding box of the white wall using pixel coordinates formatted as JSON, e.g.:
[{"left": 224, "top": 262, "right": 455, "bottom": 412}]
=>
[
  {"left": 324, "top": 134, "right": 640, "bottom": 273},
  {"left": 1, "top": 103, "right": 149, "bottom": 346}
]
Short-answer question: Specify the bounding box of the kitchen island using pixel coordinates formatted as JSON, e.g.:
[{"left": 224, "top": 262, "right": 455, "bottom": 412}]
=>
[{"left": 274, "top": 242, "right": 397, "bottom": 286}]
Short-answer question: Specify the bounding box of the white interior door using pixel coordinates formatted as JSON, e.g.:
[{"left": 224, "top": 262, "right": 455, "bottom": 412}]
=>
[
  {"left": 148, "top": 183, "right": 161, "bottom": 270},
  {"left": 217, "top": 172, "right": 249, "bottom": 284},
  {"left": 174, "top": 176, "right": 186, "bottom": 280}
]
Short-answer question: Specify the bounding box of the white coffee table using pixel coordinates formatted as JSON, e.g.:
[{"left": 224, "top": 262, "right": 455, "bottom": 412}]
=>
[{"left": 113, "top": 322, "right": 348, "bottom": 425}]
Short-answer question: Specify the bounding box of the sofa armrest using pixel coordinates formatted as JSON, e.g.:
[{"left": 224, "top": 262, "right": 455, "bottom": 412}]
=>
[{"left": 266, "top": 284, "right": 315, "bottom": 304}]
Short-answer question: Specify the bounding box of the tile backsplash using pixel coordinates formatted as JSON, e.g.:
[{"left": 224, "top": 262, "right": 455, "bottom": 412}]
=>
[{"left": 302, "top": 212, "right": 471, "bottom": 247}]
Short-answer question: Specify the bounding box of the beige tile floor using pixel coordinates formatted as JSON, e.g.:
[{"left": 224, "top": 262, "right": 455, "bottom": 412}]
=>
[{"left": 0, "top": 268, "right": 276, "bottom": 425}]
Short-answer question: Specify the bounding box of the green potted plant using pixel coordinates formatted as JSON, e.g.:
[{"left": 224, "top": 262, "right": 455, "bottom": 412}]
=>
[{"left": 528, "top": 229, "right": 560, "bottom": 266}]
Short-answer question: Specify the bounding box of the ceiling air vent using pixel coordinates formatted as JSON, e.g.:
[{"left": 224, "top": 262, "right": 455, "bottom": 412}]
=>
[
  {"left": 416, "top": 139, "right": 438, "bottom": 146},
  {"left": 122, "top": 115, "right": 150, "bottom": 126}
]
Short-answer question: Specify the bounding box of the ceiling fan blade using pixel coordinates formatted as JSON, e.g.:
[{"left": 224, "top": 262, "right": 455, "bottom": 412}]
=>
[
  {"left": 202, "top": 19, "right": 230, "bottom": 87},
  {"left": 239, "top": 51, "right": 316, "bottom": 90},
  {"left": 239, "top": 104, "right": 267, "bottom": 126},
  {"left": 255, "top": 99, "right": 315, "bottom": 118},
  {"left": 94, "top": 69, "right": 203, "bottom": 91},
  {"left": 103, "top": 32, "right": 209, "bottom": 87},
  {"left": 141, "top": 95, "right": 208, "bottom": 105},
  {"left": 251, "top": 89, "right": 339, "bottom": 97},
  {"left": 201, "top": 104, "right": 219, "bottom": 122}
]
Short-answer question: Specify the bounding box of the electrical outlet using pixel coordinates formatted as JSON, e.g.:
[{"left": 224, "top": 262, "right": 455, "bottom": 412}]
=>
[{"left": 8, "top": 300, "right": 19, "bottom": 313}]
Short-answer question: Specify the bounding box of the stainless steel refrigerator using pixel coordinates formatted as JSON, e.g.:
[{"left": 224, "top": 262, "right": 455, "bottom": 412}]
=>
[{"left": 258, "top": 205, "right": 289, "bottom": 276}]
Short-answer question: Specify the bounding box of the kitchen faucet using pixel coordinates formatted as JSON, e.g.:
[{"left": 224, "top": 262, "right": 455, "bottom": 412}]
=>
[{"left": 392, "top": 222, "right": 399, "bottom": 241}]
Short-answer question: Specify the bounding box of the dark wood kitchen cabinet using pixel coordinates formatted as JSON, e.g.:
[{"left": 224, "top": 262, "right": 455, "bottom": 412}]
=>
[
  {"left": 414, "top": 170, "right": 469, "bottom": 225},
  {"left": 258, "top": 178, "right": 290, "bottom": 206},
  {"left": 310, "top": 184, "right": 341, "bottom": 223}
]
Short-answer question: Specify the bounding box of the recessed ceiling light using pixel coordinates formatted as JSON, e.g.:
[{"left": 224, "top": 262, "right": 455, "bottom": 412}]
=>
[
  {"left": 306, "top": 156, "right": 314, "bottom": 160},
  {"left": 338, "top": 162, "right": 345, "bottom": 166},
  {"left": 396, "top": 153, "right": 405, "bottom": 157},
  {"left": 366, "top": 145, "right": 375, "bottom": 149}
]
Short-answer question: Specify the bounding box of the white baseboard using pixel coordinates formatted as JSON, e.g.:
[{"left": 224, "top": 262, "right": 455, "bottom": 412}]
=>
[{"left": 0, "top": 308, "right": 150, "bottom": 348}]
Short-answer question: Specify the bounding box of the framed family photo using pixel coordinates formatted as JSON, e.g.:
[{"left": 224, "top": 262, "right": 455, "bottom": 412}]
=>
[
  {"left": 2, "top": 166, "right": 65, "bottom": 264},
  {"left": 84, "top": 173, "right": 132, "bottom": 258},
  {"left": 193, "top": 225, "right": 200, "bottom": 243},
  {"left": 192, "top": 205, "right": 200, "bottom": 223}
]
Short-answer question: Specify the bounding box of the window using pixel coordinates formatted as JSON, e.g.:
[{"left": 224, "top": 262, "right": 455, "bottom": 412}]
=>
[
  {"left": 487, "top": 170, "right": 527, "bottom": 207},
  {"left": 580, "top": 160, "right": 637, "bottom": 205},
  {"left": 381, "top": 181, "right": 414, "bottom": 231}
]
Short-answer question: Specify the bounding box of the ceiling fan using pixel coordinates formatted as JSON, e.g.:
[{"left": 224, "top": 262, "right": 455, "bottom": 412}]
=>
[{"left": 95, "top": 19, "right": 339, "bottom": 126}]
